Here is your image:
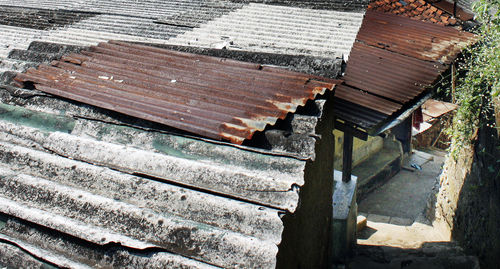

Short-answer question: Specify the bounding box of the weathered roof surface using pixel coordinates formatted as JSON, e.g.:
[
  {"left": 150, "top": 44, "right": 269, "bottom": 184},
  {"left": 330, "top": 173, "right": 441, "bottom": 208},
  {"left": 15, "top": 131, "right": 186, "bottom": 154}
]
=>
[
  {"left": 166, "top": 3, "right": 365, "bottom": 60},
  {"left": 230, "top": 0, "right": 369, "bottom": 11},
  {"left": 14, "top": 41, "right": 337, "bottom": 144},
  {"left": 0, "top": 1, "right": 365, "bottom": 61},
  {"left": 0, "top": 105, "right": 301, "bottom": 267},
  {"left": 343, "top": 42, "right": 447, "bottom": 103},
  {"left": 0, "top": 39, "right": 329, "bottom": 265},
  {"left": 358, "top": 11, "right": 476, "bottom": 64},
  {"left": 334, "top": 10, "right": 477, "bottom": 132},
  {"left": 0, "top": 1, "right": 350, "bottom": 267}
]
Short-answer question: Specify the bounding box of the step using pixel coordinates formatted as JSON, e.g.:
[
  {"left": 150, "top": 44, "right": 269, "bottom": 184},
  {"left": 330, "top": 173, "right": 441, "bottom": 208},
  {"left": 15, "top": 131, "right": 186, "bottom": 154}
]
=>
[
  {"left": 348, "top": 243, "right": 480, "bottom": 269},
  {"left": 353, "top": 145, "right": 402, "bottom": 201}
]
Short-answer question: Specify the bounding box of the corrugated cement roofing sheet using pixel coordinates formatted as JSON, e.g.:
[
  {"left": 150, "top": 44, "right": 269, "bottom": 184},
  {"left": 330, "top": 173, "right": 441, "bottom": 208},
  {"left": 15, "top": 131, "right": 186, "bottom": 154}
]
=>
[
  {"left": 0, "top": 103, "right": 305, "bottom": 268},
  {"left": 166, "top": 3, "right": 365, "bottom": 60},
  {"left": 0, "top": 1, "right": 365, "bottom": 60},
  {"left": 14, "top": 41, "right": 337, "bottom": 144}
]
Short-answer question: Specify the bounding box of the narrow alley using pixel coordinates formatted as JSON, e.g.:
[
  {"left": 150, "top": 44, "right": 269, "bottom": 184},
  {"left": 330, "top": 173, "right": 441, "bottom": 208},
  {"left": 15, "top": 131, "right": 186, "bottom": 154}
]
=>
[{"left": 348, "top": 150, "right": 480, "bottom": 268}]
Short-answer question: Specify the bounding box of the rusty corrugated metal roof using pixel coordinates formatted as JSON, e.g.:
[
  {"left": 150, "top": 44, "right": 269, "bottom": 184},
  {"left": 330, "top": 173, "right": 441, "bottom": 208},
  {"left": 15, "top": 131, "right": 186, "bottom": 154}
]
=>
[
  {"left": 343, "top": 42, "right": 447, "bottom": 104},
  {"left": 335, "top": 84, "right": 402, "bottom": 115},
  {"left": 357, "top": 11, "right": 477, "bottom": 64},
  {"left": 14, "top": 41, "right": 338, "bottom": 144},
  {"left": 334, "top": 10, "right": 477, "bottom": 132}
]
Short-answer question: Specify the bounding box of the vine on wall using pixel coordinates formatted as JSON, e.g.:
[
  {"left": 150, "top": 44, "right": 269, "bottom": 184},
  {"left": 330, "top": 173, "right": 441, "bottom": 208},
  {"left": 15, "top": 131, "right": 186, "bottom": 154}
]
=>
[{"left": 447, "top": 0, "right": 499, "bottom": 157}]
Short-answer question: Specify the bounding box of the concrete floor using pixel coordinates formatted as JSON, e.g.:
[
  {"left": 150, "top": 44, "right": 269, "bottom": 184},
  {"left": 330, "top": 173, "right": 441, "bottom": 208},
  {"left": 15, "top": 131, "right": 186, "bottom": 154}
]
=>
[
  {"left": 358, "top": 150, "right": 445, "bottom": 222},
  {"left": 346, "top": 150, "right": 480, "bottom": 268}
]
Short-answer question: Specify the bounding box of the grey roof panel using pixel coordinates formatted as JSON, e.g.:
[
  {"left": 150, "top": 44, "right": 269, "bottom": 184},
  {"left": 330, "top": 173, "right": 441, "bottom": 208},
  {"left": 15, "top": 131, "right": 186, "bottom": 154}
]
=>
[
  {"left": 168, "top": 3, "right": 365, "bottom": 59},
  {"left": 0, "top": 105, "right": 304, "bottom": 267}
]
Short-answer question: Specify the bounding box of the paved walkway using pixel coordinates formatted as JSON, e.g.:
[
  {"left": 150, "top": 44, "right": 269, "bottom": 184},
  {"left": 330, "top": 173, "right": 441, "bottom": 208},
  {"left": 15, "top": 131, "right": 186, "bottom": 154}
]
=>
[
  {"left": 358, "top": 150, "right": 445, "bottom": 222},
  {"left": 345, "top": 150, "right": 479, "bottom": 268}
]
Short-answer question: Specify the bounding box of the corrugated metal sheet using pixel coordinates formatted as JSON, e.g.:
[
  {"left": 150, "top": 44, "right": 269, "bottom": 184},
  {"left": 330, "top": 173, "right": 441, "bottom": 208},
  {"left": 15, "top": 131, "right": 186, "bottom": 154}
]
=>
[
  {"left": 15, "top": 41, "right": 337, "bottom": 144},
  {"left": 358, "top": 11, "right": 478, "bottom": 64},
  {"left": 335, "top": 84, "right": 402, "bottom": 115},
  {"left": 334, "top": 10, "right": 477, "bottom": 132},
  {"left": 343, "top": 42, "right": 446, "bottom": 103},
  {"left": 167, "top": 3, "right": 365, "bottom": 59}
]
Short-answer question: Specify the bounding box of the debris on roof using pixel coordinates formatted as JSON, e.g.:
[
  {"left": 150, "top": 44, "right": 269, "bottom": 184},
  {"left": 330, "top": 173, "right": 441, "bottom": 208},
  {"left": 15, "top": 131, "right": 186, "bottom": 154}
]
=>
[
  {"left": 334, "top": 10, "right": 477, "bottom": 133},
  {"left": 14, "top": 41, "right": 337, "bottom": 145}
]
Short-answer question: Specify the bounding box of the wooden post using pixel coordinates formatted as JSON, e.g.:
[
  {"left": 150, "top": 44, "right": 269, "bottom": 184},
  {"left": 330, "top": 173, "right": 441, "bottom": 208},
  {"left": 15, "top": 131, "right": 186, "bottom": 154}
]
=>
[
  {"left": 452, "top": 62, "right": 456, "bottom": 103},
  {"left": 342, "top": 129, "right": 354, "bottom": 182}
]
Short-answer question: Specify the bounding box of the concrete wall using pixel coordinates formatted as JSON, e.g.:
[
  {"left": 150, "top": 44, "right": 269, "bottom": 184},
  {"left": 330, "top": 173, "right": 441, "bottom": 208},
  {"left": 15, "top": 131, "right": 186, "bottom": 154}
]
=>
[
  {"left": 433, "top": 102, "right": 500, "bottom": 268},
  {"left": 333, "top": 130, "right": 384, "bottom": 170},
  {"left": 277, "top": 97, "right": 336, "bottom": 269}
]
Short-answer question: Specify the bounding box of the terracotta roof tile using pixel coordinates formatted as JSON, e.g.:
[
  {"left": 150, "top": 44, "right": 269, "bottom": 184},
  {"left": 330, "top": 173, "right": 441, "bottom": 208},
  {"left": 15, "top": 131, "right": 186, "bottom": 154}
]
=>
[{"left": 368, "top": 0, "right": 459, "bottom": 25}]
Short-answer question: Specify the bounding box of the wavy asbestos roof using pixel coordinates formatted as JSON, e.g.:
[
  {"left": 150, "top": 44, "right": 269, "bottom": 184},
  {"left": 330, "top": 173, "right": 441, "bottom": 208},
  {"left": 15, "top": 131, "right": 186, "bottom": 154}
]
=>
[
  {"left": 0, "top": 0, "right": 365, "bottom": 60},
  {"left": 0, "top": 105, "right": 302, "bottom": 268},
  {"left": 166, "top": 3, "right": 365, "bottom": 60}
]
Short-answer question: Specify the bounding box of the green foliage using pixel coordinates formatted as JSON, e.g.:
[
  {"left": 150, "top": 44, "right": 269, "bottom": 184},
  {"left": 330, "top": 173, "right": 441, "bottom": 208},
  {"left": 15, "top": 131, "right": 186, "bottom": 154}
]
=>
[{"left": 448, "top": 0, "right": 499, "bottom": 156}]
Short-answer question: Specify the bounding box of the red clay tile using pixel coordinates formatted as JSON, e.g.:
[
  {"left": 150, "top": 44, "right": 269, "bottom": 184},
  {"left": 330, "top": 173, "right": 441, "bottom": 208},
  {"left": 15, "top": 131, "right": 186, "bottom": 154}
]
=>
[{"left": 368, "top": 0, "right": 456, "bottom": 25}]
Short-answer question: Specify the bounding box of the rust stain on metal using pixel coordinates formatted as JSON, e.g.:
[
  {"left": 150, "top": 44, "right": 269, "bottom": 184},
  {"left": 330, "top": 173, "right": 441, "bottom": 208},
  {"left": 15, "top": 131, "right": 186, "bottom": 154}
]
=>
[
  {"left": 335, "top": 85, "right": 402, "bottom": 116},
  {"left": 358, "top": 11, "right": 478, "bottom": 64},
  {"left": 334, "top": 10, "right": 477, "bottom": 131},
  {"left": 14, "top": 41, "right": 337, "bottom": 144},
  {"left": 343, "top": 42, "right": 447, "bottom": 103}
]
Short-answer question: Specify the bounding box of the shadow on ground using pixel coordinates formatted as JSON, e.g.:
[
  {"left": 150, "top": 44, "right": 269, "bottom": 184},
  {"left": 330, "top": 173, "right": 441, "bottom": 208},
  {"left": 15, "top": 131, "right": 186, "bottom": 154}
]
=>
[{"left": 348, "top": 241, "right": 480, "bottom": 269}]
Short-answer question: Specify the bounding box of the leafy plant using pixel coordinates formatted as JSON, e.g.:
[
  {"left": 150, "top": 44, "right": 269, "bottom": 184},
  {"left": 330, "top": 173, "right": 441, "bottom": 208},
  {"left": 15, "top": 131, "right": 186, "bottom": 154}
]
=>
[{"left": 447, "top": 0, "right": 499, "bottom": 157}]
